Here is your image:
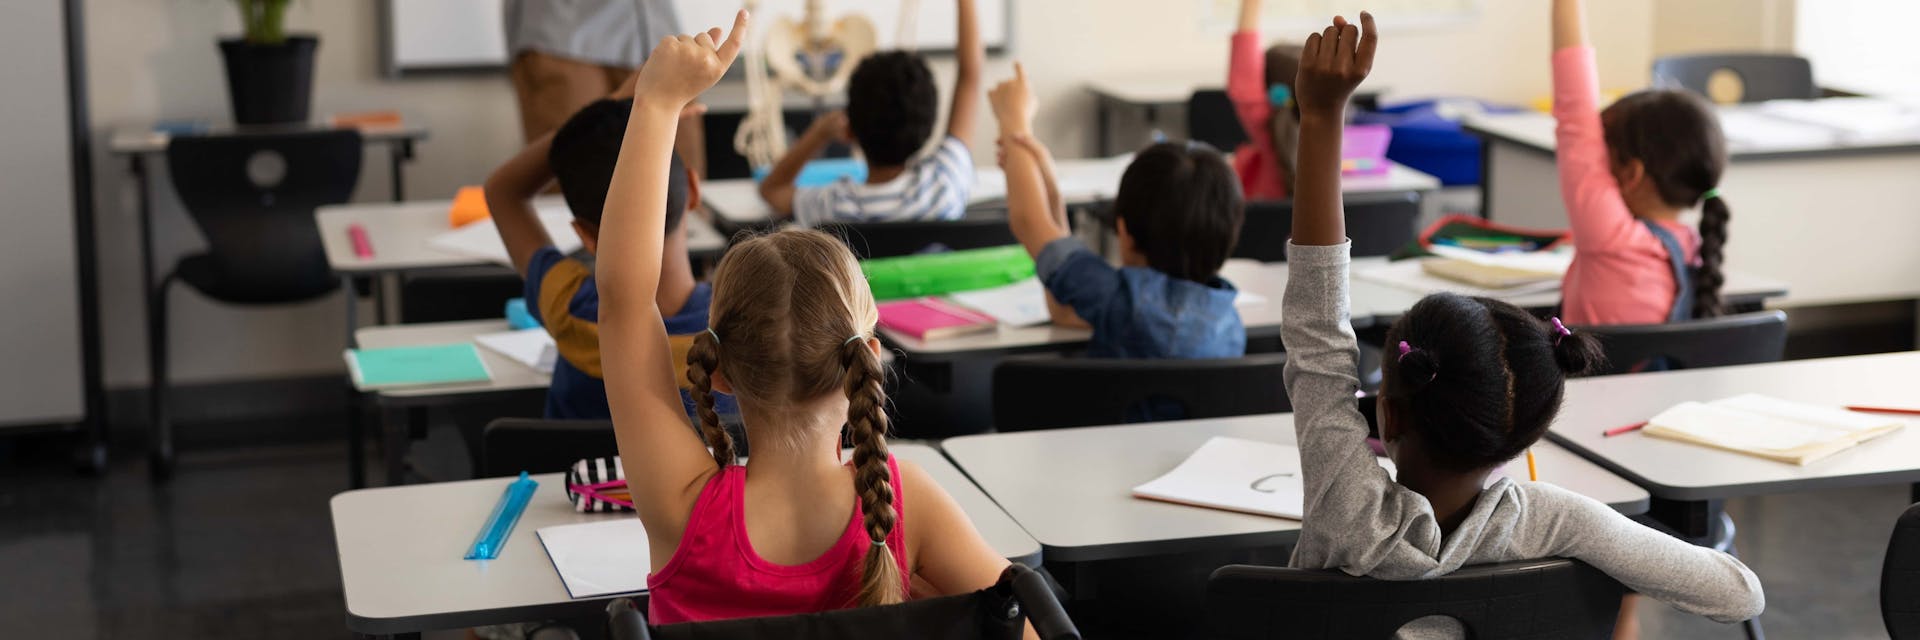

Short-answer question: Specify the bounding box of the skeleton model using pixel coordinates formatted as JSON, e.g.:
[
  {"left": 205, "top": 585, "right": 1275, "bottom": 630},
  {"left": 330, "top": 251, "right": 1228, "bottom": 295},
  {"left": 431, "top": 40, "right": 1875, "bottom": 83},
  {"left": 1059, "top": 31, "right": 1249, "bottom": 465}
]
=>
[{"left": 734, "top": 0, "right": 920, "bottom": 169}]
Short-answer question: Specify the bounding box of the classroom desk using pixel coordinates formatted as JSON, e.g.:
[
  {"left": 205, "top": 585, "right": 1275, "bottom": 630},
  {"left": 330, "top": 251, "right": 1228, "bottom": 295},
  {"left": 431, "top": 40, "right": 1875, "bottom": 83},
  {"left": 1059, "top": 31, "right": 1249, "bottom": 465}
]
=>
[
  {"left": 315, "top": 196, "right": 729, "bottom": 275},
  {"left": 1466, "top": 100, "right": 1920, "bottom": 308},
  {"left": 943, "top": 414, "right": 1650, "bottom": 564},
  {"left": 352, "top": 320, "right": 551, "bottom": 487},
  {"left": 1548, "top": 351, "right": 1920, "bottom": 503},
  {"left": 329, "top": 443, "right": 1040, "bottom": 637},
  {"left": 1349, "top": 256, "right": 1793, "bottom": 320},
  {"left": 1086, "top": 77, "right": 1206, "bottom": 156}
]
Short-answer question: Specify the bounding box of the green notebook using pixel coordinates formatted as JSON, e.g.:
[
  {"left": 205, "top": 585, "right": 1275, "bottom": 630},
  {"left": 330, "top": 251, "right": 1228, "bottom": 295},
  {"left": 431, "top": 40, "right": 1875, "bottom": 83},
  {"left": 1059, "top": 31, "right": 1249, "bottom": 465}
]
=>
[{"left": 346, "top": 343, "right": 493, "bottom": 390}]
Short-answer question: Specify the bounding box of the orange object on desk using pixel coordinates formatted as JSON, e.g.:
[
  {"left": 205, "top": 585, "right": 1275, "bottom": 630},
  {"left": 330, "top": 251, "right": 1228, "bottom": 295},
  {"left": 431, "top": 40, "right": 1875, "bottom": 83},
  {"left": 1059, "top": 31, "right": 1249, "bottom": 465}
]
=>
[
  {"left": 329, "top": 110, "right": 404, "bottom": 131},
  {"left": 448, "top": 186, "right": 490, "bottom": 228}
]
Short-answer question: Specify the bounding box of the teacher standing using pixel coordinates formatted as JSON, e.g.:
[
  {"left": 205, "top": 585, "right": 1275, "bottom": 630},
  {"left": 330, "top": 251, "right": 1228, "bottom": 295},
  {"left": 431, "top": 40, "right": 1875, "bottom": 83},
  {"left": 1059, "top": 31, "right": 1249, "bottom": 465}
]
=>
[{"left": 503, "top": 0, "right": 706, "bottom": 174}]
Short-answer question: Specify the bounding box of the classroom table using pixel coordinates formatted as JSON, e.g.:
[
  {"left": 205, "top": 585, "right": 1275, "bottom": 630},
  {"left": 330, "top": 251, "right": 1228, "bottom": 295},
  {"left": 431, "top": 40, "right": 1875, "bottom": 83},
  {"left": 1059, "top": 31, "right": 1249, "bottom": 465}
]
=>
[
  {"left": 1349, "top": 256, "right": 1794, "bottom": 320},
  {"left": 1465, "top": 98, "right": 1920, "bottom": 308},
  {"left": 329, "top": 443, "right": 1040, "bottom": 638},
  {"left": 351, "top": 320, "right": 552, "bottom": 487},
  {"left": 942, "top": 413, "right": 1650, "bottom": 564},
  {"left": 315, "top": 195, "right": 729, "bottom": 275}
]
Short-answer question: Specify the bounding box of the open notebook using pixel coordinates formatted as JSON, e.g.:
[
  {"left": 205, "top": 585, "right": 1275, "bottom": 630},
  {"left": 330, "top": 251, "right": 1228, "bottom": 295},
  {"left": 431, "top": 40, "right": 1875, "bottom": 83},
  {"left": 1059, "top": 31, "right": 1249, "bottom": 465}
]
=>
[
  {"left": 1132, "top": 437, "right": 1395, "bottom": 520},
  {"left": 537, "top": 519, "right": 651, "bottom": 599},
  {"left": 1645, "top": 394, "right": 1907, "bottom": 465}
]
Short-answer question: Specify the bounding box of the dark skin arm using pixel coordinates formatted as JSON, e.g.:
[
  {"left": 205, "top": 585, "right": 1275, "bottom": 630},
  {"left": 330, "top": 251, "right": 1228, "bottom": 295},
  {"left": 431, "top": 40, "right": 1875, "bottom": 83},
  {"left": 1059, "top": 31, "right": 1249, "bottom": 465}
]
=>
[
  {"left": 946, "top": 0, "right": 984, "bottom": 142},
  {"left": 757, "top": 111, "right": 848, "bottom": 218},
  {"left": 482, "top": 131, "right": 559, "bottom": 278},
  {"left": 1290, "top": 13, "right": 1377, "bottom": 247}
]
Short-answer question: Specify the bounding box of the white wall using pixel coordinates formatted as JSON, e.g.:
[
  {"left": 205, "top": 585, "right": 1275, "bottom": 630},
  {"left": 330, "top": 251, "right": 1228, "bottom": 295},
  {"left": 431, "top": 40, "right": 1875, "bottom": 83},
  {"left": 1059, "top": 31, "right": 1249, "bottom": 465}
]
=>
[{"left": 86, "top": 0, "right": 1673, "bottom": 389}]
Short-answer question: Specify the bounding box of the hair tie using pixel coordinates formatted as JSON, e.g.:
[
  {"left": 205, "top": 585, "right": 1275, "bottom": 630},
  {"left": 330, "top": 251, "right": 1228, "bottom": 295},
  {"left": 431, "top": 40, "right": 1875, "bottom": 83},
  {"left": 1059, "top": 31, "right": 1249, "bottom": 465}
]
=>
[
  {"left": 843, "top": 335, "right": 865, "bottom": 347},
  {"left": 870, "top": 538, "right": 888, "bottom": 549},
  {"left": 1701, "top": 188, "right": 1722, "bottom": 202},
  {"left": 705, "top": 327, "right": 721, "bottom": 345},
  {"left": 1268, "top": 85, "right": 1294, "bottom": 108},
  {"left": 1550, "top": 317, "right": 1572, "bottom": 346},
  {"left": 1396, "top": 341, "right": 1416, "bottom": 362}
]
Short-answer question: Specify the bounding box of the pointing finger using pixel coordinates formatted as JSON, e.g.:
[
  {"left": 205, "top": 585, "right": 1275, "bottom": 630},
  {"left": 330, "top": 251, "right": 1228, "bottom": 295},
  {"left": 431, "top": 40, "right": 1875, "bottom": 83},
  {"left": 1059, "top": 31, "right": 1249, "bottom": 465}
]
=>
[{"left": 717, "top": 10, "right": 751, "bottom": 65}]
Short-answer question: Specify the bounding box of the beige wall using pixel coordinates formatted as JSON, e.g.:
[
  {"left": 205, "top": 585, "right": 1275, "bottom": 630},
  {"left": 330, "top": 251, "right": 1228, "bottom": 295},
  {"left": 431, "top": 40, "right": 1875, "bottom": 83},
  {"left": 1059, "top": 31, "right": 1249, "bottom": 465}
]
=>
[
  {"left": 86, "top": 0, "right": 1749, "bottom": 388},
  {"left": 1653, "top": 0, "right": 1796, "bottom": 56}
]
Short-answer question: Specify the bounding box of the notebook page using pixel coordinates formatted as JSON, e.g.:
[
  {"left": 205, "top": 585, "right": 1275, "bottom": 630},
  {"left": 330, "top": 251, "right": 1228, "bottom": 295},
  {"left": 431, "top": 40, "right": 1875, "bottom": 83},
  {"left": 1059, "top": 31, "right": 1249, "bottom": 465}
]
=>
[
  {"left": 474, "top": 329, "right": 558, "bottom": 375},
  {"left": 948, "top": 278, "right": 1050, "bottom": 327},
  {"left": 428, "top": 213, "right": 584, "bottom": 266},
  {"left": 536, "top": 519, "right": 651, "bottom": 599}
]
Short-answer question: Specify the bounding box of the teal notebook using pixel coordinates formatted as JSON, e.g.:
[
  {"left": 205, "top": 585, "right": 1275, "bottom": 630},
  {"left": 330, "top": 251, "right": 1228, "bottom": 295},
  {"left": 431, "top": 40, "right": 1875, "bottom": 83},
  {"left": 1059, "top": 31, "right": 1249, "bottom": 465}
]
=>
[{"left": 346, "top": 343, "right": 492, "bottom": 390}]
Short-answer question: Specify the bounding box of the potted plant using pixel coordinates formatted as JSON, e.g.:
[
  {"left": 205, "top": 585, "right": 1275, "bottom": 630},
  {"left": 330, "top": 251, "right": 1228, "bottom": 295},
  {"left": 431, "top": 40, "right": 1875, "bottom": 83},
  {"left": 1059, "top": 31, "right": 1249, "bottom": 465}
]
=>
[{"left": 219, "top": 0, "right": 316, "bottom": 125}]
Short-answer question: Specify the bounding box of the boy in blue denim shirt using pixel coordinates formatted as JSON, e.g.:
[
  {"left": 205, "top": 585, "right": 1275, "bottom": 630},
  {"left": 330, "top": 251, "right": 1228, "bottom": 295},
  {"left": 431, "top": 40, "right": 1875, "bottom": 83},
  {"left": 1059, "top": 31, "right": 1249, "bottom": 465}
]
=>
[{"left": 990, "top": 66, "right": 1247, "bottom": 358}]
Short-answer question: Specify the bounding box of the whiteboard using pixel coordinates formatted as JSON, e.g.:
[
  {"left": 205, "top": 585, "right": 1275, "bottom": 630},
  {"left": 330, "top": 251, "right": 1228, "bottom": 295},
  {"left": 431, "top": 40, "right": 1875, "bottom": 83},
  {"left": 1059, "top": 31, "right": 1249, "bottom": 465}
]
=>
[
  {"left": 1199, "top": 0, "right": 1481, "bottom": 31},
  {"left": 384, "top": 0, "right": 1011, "bottom": 76}
]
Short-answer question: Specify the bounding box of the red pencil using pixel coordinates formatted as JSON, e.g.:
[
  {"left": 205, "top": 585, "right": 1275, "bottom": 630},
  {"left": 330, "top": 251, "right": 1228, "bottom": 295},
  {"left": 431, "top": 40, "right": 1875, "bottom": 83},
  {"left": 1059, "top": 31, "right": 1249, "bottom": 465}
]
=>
[
  {"left": 1847, "top": 406, "right": 1920, "bottom": 416},
  {"left": 1602, "top": 421, "right": 1647, "bottom": 438}
]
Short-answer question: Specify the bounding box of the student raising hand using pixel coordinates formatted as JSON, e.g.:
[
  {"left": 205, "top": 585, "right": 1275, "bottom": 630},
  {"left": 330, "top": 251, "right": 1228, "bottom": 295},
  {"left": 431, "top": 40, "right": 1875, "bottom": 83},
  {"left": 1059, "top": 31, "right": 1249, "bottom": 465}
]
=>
[
  {"left": 1291, "top": 12, "right": 1376, "bottom": 247},
  {"left": 632, "top": 10, "right": 750, "bottom": 110}
]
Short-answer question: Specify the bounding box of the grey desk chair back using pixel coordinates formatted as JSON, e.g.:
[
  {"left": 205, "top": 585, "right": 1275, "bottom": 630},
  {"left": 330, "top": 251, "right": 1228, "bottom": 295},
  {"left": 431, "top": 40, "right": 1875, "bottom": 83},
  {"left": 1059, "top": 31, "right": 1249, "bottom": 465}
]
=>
[
  {"left": 1887, "top": 502, "right": 1920, "bottom": 639},
  {"left": 480, "top": 418, "right": 617, "bottom": 478},
  {"left": 1206, "top": 559, "right": 1624, "bottom": 639},
  {"left": 992, "top": 354, "right": 1289, "bottom": 432},
  {"left": 817, "top": 219, "right": 1018, "bottom": 260},
  {"left": 164, "top": 130, "right": 363, "bottom": 303},
  {"left": 1576, "top": 310, "right": 1788, "bottom": 376},
  {"left": 1652, "top": 54, "right": 1818, "bottom": 103},
  {"left": 1189, "top": 89, "right": 1251, "bottom": 152},
  {"left": 607, "top": 563, "right": 1080, "bottom": 640},
  {"left": 1235, "top": 191, "right": 1421, "bottom": 262},
  {"left": 401, "top": 267, "right": 527, "bottom": 324}
]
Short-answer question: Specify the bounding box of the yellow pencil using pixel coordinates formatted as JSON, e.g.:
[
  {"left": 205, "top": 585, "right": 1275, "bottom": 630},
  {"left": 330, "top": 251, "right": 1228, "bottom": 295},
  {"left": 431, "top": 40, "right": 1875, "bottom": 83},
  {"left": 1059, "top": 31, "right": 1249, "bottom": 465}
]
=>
[{"left": 1526, "top": 449, "right": 1539, "bottom": 481}]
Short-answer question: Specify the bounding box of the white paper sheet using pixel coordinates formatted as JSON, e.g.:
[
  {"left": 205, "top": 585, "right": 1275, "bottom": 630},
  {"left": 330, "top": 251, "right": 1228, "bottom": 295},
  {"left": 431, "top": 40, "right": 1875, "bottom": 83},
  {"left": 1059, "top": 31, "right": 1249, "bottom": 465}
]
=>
[
  {"left": 474, "top": 328, "right": 558, "bottom": 375},
  {"left": 948, "top": 278, "right": 1051, "bottom": 327},
  {"left": 1132, "top": 437, "right": 1395, "bottom": 520},
  {"left": 428, "top": 212, "right": 584, "bottom": 266},
  {"left": 536, "top": 519, "right": 652, "bottom": 599},
  {"left": 1355, "top": 259, "right": 1564, "bottom": 299}
]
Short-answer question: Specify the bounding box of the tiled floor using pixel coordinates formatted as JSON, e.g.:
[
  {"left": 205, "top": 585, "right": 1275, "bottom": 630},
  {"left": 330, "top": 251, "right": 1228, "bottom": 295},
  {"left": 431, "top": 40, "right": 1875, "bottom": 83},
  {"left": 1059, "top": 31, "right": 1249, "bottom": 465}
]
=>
[{"left": 0, "top": 420, "right": 1908, "bottom": 639}]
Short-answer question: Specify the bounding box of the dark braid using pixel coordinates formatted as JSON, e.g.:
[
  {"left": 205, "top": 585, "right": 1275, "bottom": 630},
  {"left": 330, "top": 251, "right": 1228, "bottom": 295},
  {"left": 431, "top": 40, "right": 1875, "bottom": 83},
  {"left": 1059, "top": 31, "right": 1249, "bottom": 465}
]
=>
[
  {"left": 1693, "top": 196, "right": 1730, "bottom": 318},
  {"left": 685, "top": 330, "right": 736, "bottom": 469},
  {"left": 841, "top": 336, "right": 903, "bottom": 607}
]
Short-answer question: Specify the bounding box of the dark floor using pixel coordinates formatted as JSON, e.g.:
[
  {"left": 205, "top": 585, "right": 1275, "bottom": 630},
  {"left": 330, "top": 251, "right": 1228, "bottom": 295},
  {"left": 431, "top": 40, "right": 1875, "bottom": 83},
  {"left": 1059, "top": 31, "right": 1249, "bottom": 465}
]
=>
[{"left": 0, "top": 410, "right": 1909, "bottom": 639}]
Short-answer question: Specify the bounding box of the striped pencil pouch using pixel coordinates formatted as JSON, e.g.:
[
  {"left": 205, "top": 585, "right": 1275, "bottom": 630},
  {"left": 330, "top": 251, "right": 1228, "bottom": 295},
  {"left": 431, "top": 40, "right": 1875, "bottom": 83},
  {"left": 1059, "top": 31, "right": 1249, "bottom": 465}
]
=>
[{"left": 564, "top": 457, "right": 632, "bottom": 513}]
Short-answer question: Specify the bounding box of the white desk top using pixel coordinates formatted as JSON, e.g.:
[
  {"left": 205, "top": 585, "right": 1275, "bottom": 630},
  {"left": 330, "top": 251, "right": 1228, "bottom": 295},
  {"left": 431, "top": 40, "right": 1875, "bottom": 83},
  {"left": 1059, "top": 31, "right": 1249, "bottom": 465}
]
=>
[
  {"left": 317, "top": 196, "right": 727, "bottom": 274},
  {"left": 943, "top": 414, "right": 1649, "bottom": 563},
  {"left": 1466, "top": 98, "right": 1920, "bottom": 159},
  {"left": 353, "top": 320, "right": 550, "bottom": 404},
  {"left": 330, "top": 443, "right": 1038, "bottom": 634},
  {"left": 702, "top": 157, "right": 1440, "bottom": 226},
  {"left": 109, "top": 122, "right": 429, "bottom": 154},
  {"left": 1086, "top": 77, "right": 1214, "bottom": 107},
  {"left": 1352, "top": 257, "right": 1792, "bottom": 317},
  {"left": 1549, "top": 351, "right": 1920, "bottom": 501}
]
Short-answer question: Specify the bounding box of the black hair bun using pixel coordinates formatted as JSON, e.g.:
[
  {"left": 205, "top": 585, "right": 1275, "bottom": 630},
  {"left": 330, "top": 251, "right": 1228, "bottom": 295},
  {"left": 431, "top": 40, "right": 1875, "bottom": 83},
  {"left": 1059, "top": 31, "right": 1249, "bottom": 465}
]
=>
[
  {"left": 1553, "top": 330, "right": 1607, "bottom": 377},
  {"left": 1395, "top": 343, "right": 1441, "bottom": 394}
]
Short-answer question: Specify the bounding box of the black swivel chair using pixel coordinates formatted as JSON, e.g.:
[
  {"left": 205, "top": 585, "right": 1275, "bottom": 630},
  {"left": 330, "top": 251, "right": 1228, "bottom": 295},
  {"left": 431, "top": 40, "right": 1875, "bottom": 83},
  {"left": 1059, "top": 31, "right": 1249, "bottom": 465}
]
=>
[
  {"left": 151, "top": 130, "right": 362, "bottom": 478},
  {"left": 1576, "top": 311, "right": 1789, "bottom": 377},
  {"left": 608, "top": 564, "right": 1080, "bottom": 640},
  {"left": 1205, "top": 559, "right": 1626, "bottom": 639},
  {"left": 1234, "top": 191, "right": 1422, "bottom": 262},
  {"left": 480, "top": 418, "right": 619, "bottom": 478},
  {"left": 817, "top": 219, "right": 1018, "bottom": 260},
  {"left": 1652, "top": 54, "right": 1818, "bottom": 103},
  {"left": 1887, "top": 502, "right": 1920, "bottom": 639},
  {"left": 1188, "top": 89, "right": 1251, "bottom": 152},
  {"left": 400, "top": 266, "right": 528, "bottom": 324},
  {"left": 991, "top": 354, "right": 1290, "bottom": 432}
]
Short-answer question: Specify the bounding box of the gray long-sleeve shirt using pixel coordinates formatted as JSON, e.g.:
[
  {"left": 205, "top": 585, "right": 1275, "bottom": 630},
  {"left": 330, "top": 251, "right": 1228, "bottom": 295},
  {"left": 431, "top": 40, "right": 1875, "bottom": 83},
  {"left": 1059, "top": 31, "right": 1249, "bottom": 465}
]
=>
[{"left": 1279, "top": 241, "right": 1765, "bottom": 636}]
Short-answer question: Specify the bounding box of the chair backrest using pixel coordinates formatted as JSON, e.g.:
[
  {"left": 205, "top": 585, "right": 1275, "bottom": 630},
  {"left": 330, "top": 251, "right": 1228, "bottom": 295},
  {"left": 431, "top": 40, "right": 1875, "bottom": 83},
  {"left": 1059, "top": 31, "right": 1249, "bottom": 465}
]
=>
[
  {"left": 1652, "top": 54, "right": 1818, "bottom": 103},
  {"left": 400, "top": 267, "right": 527, "bottom": 324},
  {"left": 607, "top": 563, "right": 1080, "bottom": 640},
  {"left": 1887, "top": 502, "right": 1920, "bottom": 639},
  {"left": 1235, "top": 191, "right": 1422, "bottom": 262},
  {"left": 992, "top": 354, "right": 1289, "bottom": 432},
  {"left": 165, "top": 130, "right": 363, "bottom": 300},
  {"left": 1577, "top": 311, "right": 1788, "bottom": 376},
  {"left": 480, "top": 418, "right": 617, "bottom": 478},
  {"left": 816, "top": 219, "right": 1018, "bottom": 260},
  {"left": 1189, "top": 89, "right": 1251, "bottom": 152},
  {"left": 1206, "top": 559, "right": 1625, "bottom": 640}
]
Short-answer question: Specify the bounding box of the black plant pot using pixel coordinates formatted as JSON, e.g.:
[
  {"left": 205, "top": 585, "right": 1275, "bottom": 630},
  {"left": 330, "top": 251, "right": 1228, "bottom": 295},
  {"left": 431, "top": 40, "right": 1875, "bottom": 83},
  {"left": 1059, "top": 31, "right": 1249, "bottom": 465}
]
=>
[{"left": 218, "top": 35, "right": 318, "bottom": 125}]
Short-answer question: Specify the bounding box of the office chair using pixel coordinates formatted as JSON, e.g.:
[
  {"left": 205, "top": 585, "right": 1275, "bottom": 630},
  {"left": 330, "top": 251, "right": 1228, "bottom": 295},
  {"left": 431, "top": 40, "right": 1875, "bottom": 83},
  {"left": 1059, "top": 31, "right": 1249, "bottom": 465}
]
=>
[
  {"left": 1652, "top": 54, "right": 1818, "bottom": 103},
  {"left": 480, "top": 418, "right": 619, "bottom": 478},
  {"left": 1576, "top": 311, "right": 1788, "bottom": 376},
  {"left": 1206, "top": 559, "right": 1625, "bottom": 639},
  {"left": 1887, "top": 502, "right": 1920, "bottom": 639},
  {"left": 151, "top": 130, "right": 362, "bottom": 479},
  {"left": 992, "top": 354, "right": 1290, "bottom": 432},
  {"left": 1188, "top": 89, "right": 1251, "bottom": 152},
  {"left": 1235, "top": 191, "right": 1422, "bottom": 262}
]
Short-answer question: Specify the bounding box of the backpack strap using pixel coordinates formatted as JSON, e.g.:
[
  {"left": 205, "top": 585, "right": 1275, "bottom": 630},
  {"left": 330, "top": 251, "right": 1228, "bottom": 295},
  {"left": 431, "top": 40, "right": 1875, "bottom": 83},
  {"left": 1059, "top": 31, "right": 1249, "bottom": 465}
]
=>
[{"left": 1643, "top": 220, "right": 1694, "bottom": 323}]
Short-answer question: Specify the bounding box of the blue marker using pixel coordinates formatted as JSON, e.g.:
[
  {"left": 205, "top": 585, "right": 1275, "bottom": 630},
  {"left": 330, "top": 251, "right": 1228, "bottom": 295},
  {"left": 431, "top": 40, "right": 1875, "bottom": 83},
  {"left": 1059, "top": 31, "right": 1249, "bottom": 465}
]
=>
[{"left": 466, "top": 471, "right": 538, "bottom": 560}]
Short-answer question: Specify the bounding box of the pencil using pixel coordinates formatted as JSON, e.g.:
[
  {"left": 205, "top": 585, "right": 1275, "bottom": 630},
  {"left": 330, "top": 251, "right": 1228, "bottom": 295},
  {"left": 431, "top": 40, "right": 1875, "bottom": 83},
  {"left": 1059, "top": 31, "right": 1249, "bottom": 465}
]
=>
[
  {"left": 1847, "top": 406, "right": 1920, "bottom": 416},
  {"left": 1603, "top": 421, "right": 1648, "bottom": 438},
  {"left": 1526, "top": 449, "right": 1538, "bottom": 482}
]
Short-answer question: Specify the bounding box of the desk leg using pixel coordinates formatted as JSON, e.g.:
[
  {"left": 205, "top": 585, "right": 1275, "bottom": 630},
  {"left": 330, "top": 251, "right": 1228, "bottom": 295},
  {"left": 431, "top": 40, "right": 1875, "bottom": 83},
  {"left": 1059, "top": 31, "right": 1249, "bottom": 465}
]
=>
[
  {"left": 389, "top": 140, "right": 413, "bottom": 202},
  {"left": 1096, "top": 97, "right": 1112, "bottom": 157},
  {"left": 381, "top": 406, "right": 409, "bottom": 486},
  {"left": 131, "top": 154, "right": 173, "bottom": 475}
]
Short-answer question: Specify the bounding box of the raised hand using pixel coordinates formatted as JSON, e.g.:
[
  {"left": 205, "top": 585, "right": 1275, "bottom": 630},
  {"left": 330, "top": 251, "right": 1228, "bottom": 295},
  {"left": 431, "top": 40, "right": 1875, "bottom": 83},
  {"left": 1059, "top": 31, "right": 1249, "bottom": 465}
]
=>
[
  {"left": 633, "top": 10, "right": 750, "bottom": 109},
  {"left": 1294, "top": 12, "right": 1377, "bottom": 116},
  {"left": 988, "top": 63, "right": 1038, "bottom": 137}
]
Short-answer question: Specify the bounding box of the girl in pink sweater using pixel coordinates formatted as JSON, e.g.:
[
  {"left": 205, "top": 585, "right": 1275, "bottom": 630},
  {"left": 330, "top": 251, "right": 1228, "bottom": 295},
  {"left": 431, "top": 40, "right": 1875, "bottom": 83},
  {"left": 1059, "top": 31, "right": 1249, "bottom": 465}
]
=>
[
  {"left": 1554, "top": 0, "right": 1731, "bottom": 326},
  {"left": 1227, "top": 0, "right": 1303, "bottom": 200}
]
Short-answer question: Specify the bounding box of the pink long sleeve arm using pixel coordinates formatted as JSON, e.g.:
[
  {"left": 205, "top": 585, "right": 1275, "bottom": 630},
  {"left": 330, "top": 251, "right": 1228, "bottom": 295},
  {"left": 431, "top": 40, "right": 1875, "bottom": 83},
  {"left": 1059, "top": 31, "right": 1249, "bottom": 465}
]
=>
[
  {"left": 1552, "top": 47, "right": 1642, "bottom": 253},
  {"left": 1228, "top": 31, "right": 1273, "bottom": 150}
]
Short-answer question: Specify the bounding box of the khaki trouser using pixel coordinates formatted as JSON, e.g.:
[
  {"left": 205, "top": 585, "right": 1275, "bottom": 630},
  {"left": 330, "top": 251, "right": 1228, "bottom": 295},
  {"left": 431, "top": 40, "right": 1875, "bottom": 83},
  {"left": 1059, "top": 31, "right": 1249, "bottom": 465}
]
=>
[{"left": 509, "top": 50, "right": 707, "bottom": 177}]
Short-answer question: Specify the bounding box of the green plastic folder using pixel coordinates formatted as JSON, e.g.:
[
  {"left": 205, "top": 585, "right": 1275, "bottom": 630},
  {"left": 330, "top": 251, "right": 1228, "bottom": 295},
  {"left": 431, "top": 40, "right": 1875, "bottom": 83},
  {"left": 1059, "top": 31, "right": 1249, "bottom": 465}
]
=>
[
  {"left": 861, "top": 245, "right": 1036, "bottom": 301},
  {"left": 347, "top": 343, "right": 492, "bottom": 389}
]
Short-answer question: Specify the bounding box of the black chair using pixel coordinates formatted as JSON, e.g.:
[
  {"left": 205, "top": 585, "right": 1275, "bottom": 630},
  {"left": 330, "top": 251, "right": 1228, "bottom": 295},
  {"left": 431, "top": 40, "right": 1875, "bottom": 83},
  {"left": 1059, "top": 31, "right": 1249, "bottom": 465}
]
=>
[
  {"left": 1189, "top": 89, "right": 1251, "bottom": 152},
  {"left": 480, "top": 418, "right": 618, "bottom": 478},
  {"left": 1234, "top": 191, "right": 1422, "bottom": 262},
  {"left": 1887, "top": 502, "right": 1920, "bottom": 639},
  {"left": 607, "top": 563, "right": 1079, "bottom": 640},
  {"left": 1652, "top": 54, "right": 1818, "bottom": 103},
  {"left": 992, "top": 354, "right": 1289, "bottom": 432},
  {"left": 399, "top": 266, "right": 526, "bottom": 324},
  {"left": 817, "top": 219, "right": 1017, "bottom": 260},
  {"left": 1205, "top": 559, "right": 1625, "bottom": 639},
  {"left": 1577, "top": 311, "right": 1788, "bottom": 376},
  {"left": 151, "top": 130, "right": 362, "bottom": 478}
]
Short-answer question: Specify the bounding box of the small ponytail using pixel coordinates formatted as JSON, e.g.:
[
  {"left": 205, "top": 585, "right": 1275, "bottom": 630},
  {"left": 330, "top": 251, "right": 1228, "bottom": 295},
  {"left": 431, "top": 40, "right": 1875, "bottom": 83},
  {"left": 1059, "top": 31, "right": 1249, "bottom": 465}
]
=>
[
  {"left": 1394, "top": 341, "right": 1442, "bottom": 395},
  {"left": 685, "top": 329, "right": 736, "bottom": 469},
  {"left": 841, "top": 336, "right": 902, "bottom": 607},
  {"left": 1551, "top": 327, "right": 1607, "bottom": 377},
  {"left": 1692, "top": 195, "right": 1730, "bottom": 319}
]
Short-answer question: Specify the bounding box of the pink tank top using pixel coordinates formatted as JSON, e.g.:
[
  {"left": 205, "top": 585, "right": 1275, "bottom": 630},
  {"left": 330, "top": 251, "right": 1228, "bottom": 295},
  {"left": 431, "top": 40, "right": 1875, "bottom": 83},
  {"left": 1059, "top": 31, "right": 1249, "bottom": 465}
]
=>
[{"left": 646, "top": 455, "right": 909, "bottom": 624}]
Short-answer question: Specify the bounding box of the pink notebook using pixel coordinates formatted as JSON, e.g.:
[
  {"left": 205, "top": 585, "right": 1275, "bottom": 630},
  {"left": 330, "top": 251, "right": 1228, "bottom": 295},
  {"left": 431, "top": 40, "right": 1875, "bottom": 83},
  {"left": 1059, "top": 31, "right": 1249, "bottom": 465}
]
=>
[{"left": 878, "top": 298, "right": 996, "bottom": 341}]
